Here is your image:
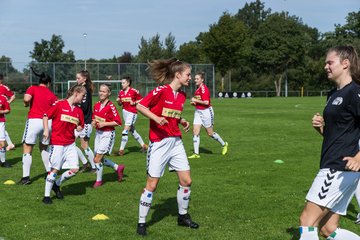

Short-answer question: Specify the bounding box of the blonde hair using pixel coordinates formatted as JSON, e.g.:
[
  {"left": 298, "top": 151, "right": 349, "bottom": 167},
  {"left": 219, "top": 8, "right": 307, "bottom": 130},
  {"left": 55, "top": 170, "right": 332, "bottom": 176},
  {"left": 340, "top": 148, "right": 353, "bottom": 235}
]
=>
[
  {"left": 67, "top": 85, "right": 86, "bottom": 98},
  {"left": 147, "top": 58, "right": 191, "bottom": 84},
  {"left": 328, "top": 45, "right": 360, "bottom": 83}
]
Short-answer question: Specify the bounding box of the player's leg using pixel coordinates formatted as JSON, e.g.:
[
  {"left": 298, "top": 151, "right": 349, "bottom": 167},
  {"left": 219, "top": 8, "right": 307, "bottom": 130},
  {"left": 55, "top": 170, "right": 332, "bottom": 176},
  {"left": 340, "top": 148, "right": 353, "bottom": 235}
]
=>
[
  {"left": 130, "top": 126, "right": 147, "bottom": 152},
  {"left": 355, "top": 181, "right": 360, "bottom": 224},
  {"left": 81, "top": 124, "right": 96, "bottom": 170},
  {"left": 189, "top": 110, "right": 202, "bottom": 159},
  {"left": 43, "top": 145, "right": 62, "bottom": 204},
  {"left": 0, "top": 123, "right": 10, "bottom": 167},
  {"left": 5, "top": 130, "right": 15, "bottom": 151},
  {"left": 319, "top": 211, "right": 360, "bottom": 239},
  {"left": 118, "top": 126, "right": 130, "bottom": 155}
]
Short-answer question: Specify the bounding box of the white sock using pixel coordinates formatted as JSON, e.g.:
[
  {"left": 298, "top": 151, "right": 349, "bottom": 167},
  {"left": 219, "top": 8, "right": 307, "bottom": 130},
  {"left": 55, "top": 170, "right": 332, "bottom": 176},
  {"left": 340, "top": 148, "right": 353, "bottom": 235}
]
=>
[
  {"left": 56, "top": 170, "right": 76, "bottom": 186},
  {"left": 193, "top": 135, "right": 200, "bottom": 154},
  {"left": 104, "top": 158, "right": 118, "bottom": 171},
  {"left": 0, "top": 147, "right": 5, "bottom": 163},
  {"left": 95, "top": 163, "right": 103, "bottom": 182},
  {"left": 22, "top": 153, "right": 32, "bottom": 177},
  {"left": 132, "top": 130, "right": 145, "bottom": 146},
  {"left": 139, "top": 188, "right": 153, "bottom": 224},
  {"left": 177, "top": 185, "right": 191, "bottom": 215},
  {"left": 5, "top": 131, "right": 13, "bottom": 146},
  {"left": 356, "top": 182, "right": 360, "bottom": 210},
  {"left": 76, "top": 146, "right": 88, "bottom": 164},
  {"left": 84, "top": 147, "right": 95, "bottom": 169},
  {"left": 41, "top": 150, "right": 51, "bottom": 172},
  {"left": 120, "top": 134, "right": 128, "bottom": 151},
  {"left": 327, "top": 228, "right": 360, "bottom": 239},
  {"left": 211, "top": 132, "right": 225, "bottom": 146},
  {"left": 299, "top": 226, "right": 319, "bottom": 240},
  {"left": 45, "top": 172, "right": 56, "bottom": 197}
]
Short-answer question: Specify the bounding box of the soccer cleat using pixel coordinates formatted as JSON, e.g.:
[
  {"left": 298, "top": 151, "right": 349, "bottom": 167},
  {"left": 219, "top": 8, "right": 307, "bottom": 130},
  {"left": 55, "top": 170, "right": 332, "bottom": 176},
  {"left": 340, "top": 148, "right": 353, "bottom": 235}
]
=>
[
  {"left": 140, "top": 144, "right": 148, "bottom": 153},
  {"left": 355, "top": 213, "right": 360, "bottom": 224},
  {"left": 178, "top": 213, "right": 199, "bottom": 229},
  {"left": 79, "top": 162, "right": 90, "bottom": 173},
  {"left": 1, "top": 162, "right": 12, "bottom": 168},
  {"left": 42, "top": 197, "right": 53, "bottom": 204},
  {"left": 117, "top": 165, "right": 125, "bottom": 182},
  {"left": 6, "top": 144, "right": 15, "bottom": 151},
  {"left": 52, "top": 183, "right": 64, "bottom": 199},
  {"left": 136, "top": 223, "right": 147, "bottom": 236},
  {"left": 93, "top": 181, "right": 103, "bottom": 188},
  {"left": 19, "top": 176, "right": 32, "bottom": 185},
  {"left": 90, "top": 168, "right": 97, "bottom": 173},
  {"left": 188, "top": 153, "right": 200, "bottom": 159},
  {"left": 222, "top": 142, "right": 228, "bottom": 155}
]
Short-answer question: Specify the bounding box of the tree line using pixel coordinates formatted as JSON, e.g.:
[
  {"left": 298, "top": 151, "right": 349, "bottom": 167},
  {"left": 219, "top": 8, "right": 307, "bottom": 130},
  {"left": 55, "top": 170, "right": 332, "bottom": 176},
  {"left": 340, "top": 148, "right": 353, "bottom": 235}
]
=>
[{"left": 1, "top": 0, "right": 359, "bottom": 94}]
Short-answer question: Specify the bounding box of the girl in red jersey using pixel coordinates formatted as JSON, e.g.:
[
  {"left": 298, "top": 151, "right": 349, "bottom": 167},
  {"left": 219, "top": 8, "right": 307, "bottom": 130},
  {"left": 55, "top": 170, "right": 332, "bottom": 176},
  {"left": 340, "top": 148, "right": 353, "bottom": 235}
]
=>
[
  {"left": 188, "top": 71, "right": 228, "bottom": 159},
  {"left": 92, "top": 84, "right": 124, "bottom": 188},
  {"left": 20, "top": 68, "right": 58, "bottom": 185},
  {"left": 42, "top": 85, "right": 86, "bottom": 204},
  {"left": 0, "top": 73, "right": 16, "bottom": 151},
  {"left": 75, "top": 70, "right": 96, "bottom": 173},
  {"left": 116, "top": 76, "right": 147, "bottom": 156},
  {"left": 136, "top": 58, "right": 199, "bottom": 236},
  {"left": 0, "top": 94, "right": 11, "bottom": 168}
]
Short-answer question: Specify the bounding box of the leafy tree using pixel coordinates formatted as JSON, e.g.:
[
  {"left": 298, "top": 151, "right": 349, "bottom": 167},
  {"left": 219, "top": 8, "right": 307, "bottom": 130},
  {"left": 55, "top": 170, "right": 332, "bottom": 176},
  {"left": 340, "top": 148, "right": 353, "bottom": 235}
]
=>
[
  {"left": 198, "top": 12, "right": 249, "bottom": 91},
  {"left": 235, "top": 0, "right": 271, "bottom": 32},
  {"left": 177, "top": 41, "right": 208, "bottom": 63},
  {"left": 117, "top": 52, "right": 133, "bottom": 63},
  {"left": 163, "top": 33, "right": 177, "bottom": 59},
  {"left": 30, "top": 34, "right": 75, "bottom": 62},
  {"left": 136, "top": 34, "right": 163, "bottom": 63}
]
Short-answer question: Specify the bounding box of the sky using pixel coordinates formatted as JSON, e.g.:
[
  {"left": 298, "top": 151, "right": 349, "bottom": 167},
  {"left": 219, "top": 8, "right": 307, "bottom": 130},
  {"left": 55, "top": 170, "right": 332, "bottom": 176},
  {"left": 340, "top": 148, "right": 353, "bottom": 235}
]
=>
[{"left": 0, "top": 0, "right": 359, "bottom": 65}]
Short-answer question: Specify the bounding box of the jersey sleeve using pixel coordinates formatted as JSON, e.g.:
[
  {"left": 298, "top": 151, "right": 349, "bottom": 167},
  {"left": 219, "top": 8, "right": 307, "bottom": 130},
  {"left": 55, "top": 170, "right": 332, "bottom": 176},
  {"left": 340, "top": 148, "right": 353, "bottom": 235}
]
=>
[
  {"left": 110, "top": 104, "right": 122, "bottom": 126},
  {"left": 139, "top": 86, "right": 164, "bottom": 108},
  {"left": 25, "top": 86, "right": 34, "bottom": 96},
  {"left": 4, "top": 98, "right": 10, "bottom": 112},
  {"left": 348, "top": 89, "right": 360, "bottom": 117},
  {"left": 201, "top": 85, "right": 210, "bottom": 102},
  {"left": 46, "top": 101, "right": 59, "bottom": 119},
  {"left": 134, "top": 89, "right": 142, "bottom": 101},
  {"left": 3, "top": 86, "right": 14, "bottom": 98},
  {"left": 78, "top": 109, "right": 85, "bottom": 128}
]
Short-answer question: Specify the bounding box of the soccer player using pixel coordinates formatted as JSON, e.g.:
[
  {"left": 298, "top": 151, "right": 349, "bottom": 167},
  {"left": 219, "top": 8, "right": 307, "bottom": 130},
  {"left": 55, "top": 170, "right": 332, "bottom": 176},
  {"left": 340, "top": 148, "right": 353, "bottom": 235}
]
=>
[
  {"left": 0, "top": 73, "right": 16, "bottom": 151},
  {"left": 75, "top": 70, "right": 96, "bottom": 173},
  {"left": 116, "top": 76, "right": 147, "bottom": 156},
  {"left": 136, "top": 58, "right": 199, "bottom": 236},
  {"left": 0, "top": 94, "right": 11, "bottom": 167},
  {"left": 19, "top": 68, "right": 57, "bottom": 185},
  {"left": 299, "top": 46, "right": 360, "bottom": 240},
  {"left": 92, "top": 84, "right": 124, "bottom": 188},
  {"left": 42, "top": 85, "right": 85, "bottom": 204},
  {"left": 188, "top": 71, "right": 228, "bottom": 159}
]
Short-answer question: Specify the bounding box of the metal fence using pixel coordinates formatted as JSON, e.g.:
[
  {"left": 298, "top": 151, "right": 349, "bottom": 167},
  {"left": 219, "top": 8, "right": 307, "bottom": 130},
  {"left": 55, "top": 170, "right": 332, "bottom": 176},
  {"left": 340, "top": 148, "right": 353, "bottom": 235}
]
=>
[{"left": 0, "top": 62, "right": 215, "bottom": 99}]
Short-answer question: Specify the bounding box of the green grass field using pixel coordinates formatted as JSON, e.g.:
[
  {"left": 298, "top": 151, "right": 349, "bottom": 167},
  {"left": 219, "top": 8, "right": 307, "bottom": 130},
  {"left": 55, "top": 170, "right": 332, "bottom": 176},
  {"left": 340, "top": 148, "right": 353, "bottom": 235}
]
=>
[{"left": 1, "top": 97, "right": 360, "bottom": 240}]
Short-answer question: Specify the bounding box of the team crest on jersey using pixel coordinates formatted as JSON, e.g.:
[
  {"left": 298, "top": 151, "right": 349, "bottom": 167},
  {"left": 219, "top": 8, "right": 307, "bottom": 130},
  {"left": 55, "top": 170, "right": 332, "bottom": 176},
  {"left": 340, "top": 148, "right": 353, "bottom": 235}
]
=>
[{"left": 331, "top": 97, "right": 343, "bottom": 105}]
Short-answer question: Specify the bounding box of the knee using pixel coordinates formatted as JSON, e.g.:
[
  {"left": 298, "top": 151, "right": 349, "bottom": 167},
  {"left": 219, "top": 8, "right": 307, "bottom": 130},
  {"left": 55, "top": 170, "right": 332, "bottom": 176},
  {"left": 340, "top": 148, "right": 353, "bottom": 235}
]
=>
[
  {"left": 179, "top": 178, "right": 192, "bottom": 187},
  {"left": 146, "top": 182, "right": 158, "bottom": 192}
]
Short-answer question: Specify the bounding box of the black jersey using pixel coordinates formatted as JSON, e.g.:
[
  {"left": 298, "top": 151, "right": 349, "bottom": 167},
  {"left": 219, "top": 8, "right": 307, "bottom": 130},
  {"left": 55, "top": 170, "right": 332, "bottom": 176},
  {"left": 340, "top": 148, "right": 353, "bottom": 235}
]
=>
[
  {"left": 320, "top": 81, "right": 360, "bottom": 171},
  {"left": 79, "top": 86, "right": 93, "bottom": 124}
]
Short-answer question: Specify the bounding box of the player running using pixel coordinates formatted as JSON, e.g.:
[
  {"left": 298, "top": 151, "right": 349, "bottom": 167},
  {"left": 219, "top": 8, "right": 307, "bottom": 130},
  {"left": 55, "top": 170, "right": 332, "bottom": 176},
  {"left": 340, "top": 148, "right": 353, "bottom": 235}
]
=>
[
  {"left": 92, "top": 84, "right": 124, "bottom": 188},
  {"left": 42, "top": 85, "right": 85, "bottom": 204},
  {"left": 299, "top": 45, "right": 360, "bottom": 239},
  {"left": 75, "top": 70, "right": 96, "bottom": 173},
  {"left": 116, "top": 76, "right": 147, "bottom": 156},
  {"left": 0, "top": 93, "right": 11, "bottom": 167},
  {"left": 188, "top": 71, "right": 228, "bottom": 159},
  {"left": 19, "top": 68, "right": 57, "bottom": 185},
  {"left": 136, "top": 58, "right": 199, "bottom": 236}
]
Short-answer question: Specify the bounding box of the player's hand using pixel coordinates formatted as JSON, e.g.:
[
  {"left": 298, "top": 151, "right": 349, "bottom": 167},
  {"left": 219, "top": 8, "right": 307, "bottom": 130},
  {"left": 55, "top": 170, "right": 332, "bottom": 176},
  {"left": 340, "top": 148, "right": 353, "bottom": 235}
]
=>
[
  {"left": 155, "top": 117, "right": 168, "bottom": 126},
  {"left": 312, "top": 113, "right": 324, "bottom": 128},
  {"left": 343, "top": 156, "right": 360, "bottom": 172},
  {"left": 97, "top": 122, "right": 105, "bottom": 128},
  {"left": 43, "top": 130, "right": 49, "bottom": 141},
  {"left": 76, "top": 126, "right": 83, "bottom": 132},
  {"left": 181, "top": 120, "right": 190, "bottom": 133}
]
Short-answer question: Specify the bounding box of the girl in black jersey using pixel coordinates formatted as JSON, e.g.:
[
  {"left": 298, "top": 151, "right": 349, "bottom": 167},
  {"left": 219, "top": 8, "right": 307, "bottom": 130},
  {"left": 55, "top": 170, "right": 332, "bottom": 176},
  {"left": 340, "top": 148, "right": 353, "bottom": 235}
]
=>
[
  {"left": 75, "top": 70, "right": 96, "bottom": 172},
  {"left": 299, "top": 46, "right": 360, "bottom": 240}
]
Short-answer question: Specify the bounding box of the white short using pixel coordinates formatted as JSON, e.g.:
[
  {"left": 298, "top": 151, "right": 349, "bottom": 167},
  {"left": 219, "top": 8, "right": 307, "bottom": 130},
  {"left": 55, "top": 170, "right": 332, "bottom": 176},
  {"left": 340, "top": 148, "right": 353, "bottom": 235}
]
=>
[
  {"left": 193, "top": 107, "right": 214, "bottom": 128},
  {"left": 123, "top": 109, "right": 137, "bottom": 126},
  {"left": 48, "top": 143, "right": 79, "bottom": 170},
  {"left": 94, "top": 130, "right": 115, "bottom": 155},
  {"left": 74, "top": 123, "right": 92, "bottom": 139},
  {"left": 146, "top": 137, "right": 190, "bottom": 178},
  {"left": 0, "top": 122, "right": 5, "bottom": 141},
  {"left": 306, "top": 168, "right": 360, "bottom": 215},
  {"left": 22, "top": 119, "right": 52, "bottom": 145}
]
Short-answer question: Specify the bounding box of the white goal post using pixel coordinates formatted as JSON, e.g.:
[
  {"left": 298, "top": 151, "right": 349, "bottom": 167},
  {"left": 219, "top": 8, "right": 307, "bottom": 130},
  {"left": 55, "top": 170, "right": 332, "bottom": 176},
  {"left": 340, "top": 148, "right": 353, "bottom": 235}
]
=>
[{"left": 67, "top": 80, "right": 124, "bottom": 95}]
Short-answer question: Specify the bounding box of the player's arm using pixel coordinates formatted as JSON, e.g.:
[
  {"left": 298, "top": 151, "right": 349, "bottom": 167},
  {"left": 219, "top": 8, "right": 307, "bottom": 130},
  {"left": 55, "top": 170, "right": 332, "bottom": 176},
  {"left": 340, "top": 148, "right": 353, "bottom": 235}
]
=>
[
  {"left": 42, "top": 114, "right": 50, "bottom": 141},
  {"left": 24, "top": 94, "right": 32, "bottom": 107},
  {"left": 180, "top": 117, "right": 190, "bottom": 133},
  {"left": 191, "top": 97, "right": 209, "bottom": 106},
  {"left": 137, "top": 103, "right": 168, "bottom": 126},
  {"left": 8, "top": 95, "right": 15, "bottom": 104}
]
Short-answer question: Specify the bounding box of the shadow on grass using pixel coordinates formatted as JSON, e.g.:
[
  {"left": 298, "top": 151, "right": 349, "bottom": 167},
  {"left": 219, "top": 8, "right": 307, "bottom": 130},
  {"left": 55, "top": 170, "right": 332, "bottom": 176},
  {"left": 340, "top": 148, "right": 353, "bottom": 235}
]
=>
[
  {"left": 199, "top": 147, "right": 213, "bottom": 154},
  {"left": 62, "top": 172, "right": 127, "bottom": 196},
  {"left": 286, "top": 227, "right": 300, "bottom": 240},
  {"left": 344, "top": 202, "right": 357, "bottom": 222},
  {"left": 147, "top": 197, "right": 178, "bottom": 227},
  {"left": 112, "top": 145, "right": 145, "bottom": 156},
  {"left": 7, "top": 156, "right": 22, "bottom": 166}
]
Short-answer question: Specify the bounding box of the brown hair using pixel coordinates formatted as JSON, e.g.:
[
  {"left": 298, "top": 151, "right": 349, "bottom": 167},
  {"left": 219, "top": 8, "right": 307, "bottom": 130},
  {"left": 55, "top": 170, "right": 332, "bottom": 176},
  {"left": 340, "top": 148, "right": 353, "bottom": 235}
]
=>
[
  {"left": 196, "top": 71, "right": 206, "bottom": 81},
  {"left": 147, "top": 58, "right": 191, "bottom": 84},
  {"left": 328, "top": 45, "right": 360, "bottom": 83},
  {"left": 77, "top": 70, "right": 94, "bottom": 93},
  {"left": 122, "top": 76, "right": 132, "bottom": 86},
  {"left": 67, "top": 85, "right": 86, "bottom": 99}
]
